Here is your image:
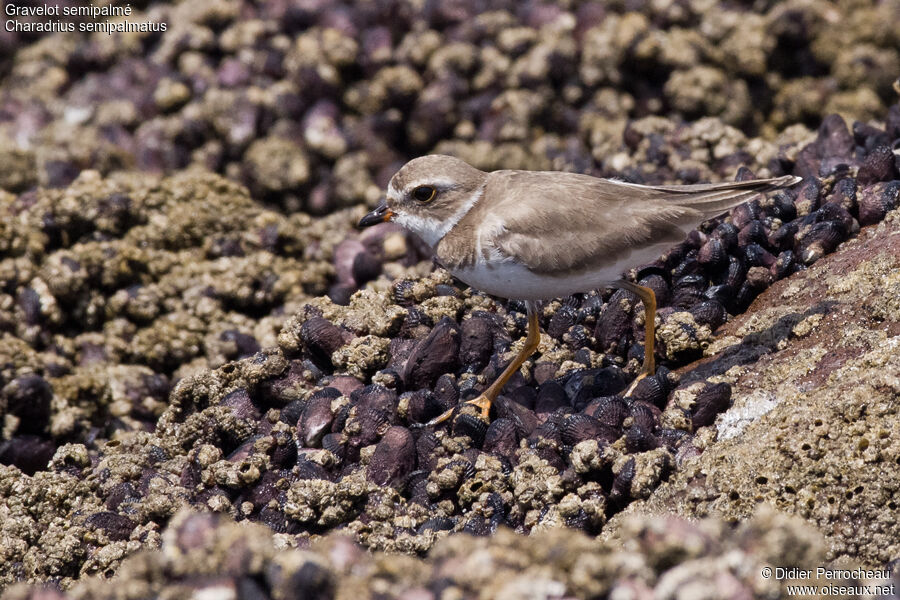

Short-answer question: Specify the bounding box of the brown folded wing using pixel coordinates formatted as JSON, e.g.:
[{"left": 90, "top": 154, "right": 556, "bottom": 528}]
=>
[{"left": 440, "top": 170, "right": 798, "bottom": 276}]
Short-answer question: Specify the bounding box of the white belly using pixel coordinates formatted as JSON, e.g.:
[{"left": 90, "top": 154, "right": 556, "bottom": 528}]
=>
[{"left": 450, "top": 258, "right": 623, "bottom": 301}]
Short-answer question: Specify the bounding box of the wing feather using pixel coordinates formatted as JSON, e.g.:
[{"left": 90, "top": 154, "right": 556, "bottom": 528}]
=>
[{"left": 467, "top": 171, "right": 799, "bottom": 276}]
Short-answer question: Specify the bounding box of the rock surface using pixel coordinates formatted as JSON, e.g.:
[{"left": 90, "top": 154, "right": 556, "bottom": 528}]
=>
[
  {"left": 1, "top": 508, "right": 832, "bottom": 600},
  {"left": 605, "top": 206, "right": 900, "bottom": 566},
  {"left": 2, "top": 0, "right": 900, "bottom": 596}
]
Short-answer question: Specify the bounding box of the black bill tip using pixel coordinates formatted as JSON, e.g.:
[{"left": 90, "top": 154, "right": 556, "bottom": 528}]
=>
[{"left": 358, "top": 201, "right": 393, "bottom": 228}]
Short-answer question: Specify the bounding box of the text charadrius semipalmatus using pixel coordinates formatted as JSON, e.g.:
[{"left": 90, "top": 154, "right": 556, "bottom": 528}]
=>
[{"left": 359, "top": 155, "right": 801, "bottom": 424}]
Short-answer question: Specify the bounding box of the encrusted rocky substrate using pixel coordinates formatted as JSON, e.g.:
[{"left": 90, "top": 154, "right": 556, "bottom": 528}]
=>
[
  {"left": 604, "top": 202, "right": 900, "bottom": 567},
  {"left": 3, "top": 0, "right": 900, "bottom": 594},
  {"left": 1, "top": 508, "right": 833, "bottom": 600},
  {"left": 2, "top": 0, "right": 898, "bottom": 207},
  {"left": 1, "top": 108, "right": 899, "bottom": 591}
]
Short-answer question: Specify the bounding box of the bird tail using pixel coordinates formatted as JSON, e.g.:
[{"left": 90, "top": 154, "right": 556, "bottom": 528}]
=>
[{"left": 646, "top": 175, "right": 803, "bottom": 217}]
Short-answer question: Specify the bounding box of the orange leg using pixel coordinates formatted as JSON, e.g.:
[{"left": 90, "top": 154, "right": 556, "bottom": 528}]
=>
[
  {"left": 612, "top": 281, "right": 657, "bottom": 396},
  {"left": 426, "top": 301, "right": 542, "bottom": 426}
]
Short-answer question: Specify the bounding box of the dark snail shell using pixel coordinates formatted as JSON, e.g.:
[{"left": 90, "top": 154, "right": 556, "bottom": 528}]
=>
[
  {"left": 561, "top": 414, "right": 604, "bottom": 446},
  {"left": 628, "top": 369, "right": 673, "bottom": 409},
  {"left": 711, "top": 222, "right": 739, "bottom": 250},
  {"left": 584, "top": 395, "right": 628, "bottom": 430},
  {"left": 858, "top": 181, "right": 899, "bottom": 226},
  {"left": 483, "top": 418, "right": 520, "bottom": 463},
  {"left": 737, "top": 220, "right": 767, "bottom": 247},
  {"left": 689, "top": 300, "right": 727, "bottom": 330},
  {"left": 743, "top": 243, "right": 776, "bottom": 269},
  {"left": 697, "top": 238, "right": 727, "bottom": 270},
  {"left": 857, "top": 145, "right": 897, "bottom": 185},
  {"left": 547, "top": 305, "right": 577, "bottom": 339},
  {"left": 299, "top": 395, "right": 334, "bottom": 448},
  {"left": 690, "top": 382, "right": 733, "bottom": 427},
  {"left": 452, "top": 413, "right": 489, "bottom": 447},
  {"left": 392, "top": 279, "right": 417, "bottom": 307},
  {"left": 629, "top": 400, "right": 660, "bottom": 433},
  {"left": 773, "top": 249, "right": 795, "bottom": 279},
  {"left": 609, "top": 457, "right": 636, "bottom": 504},
  {"left": 797, "top": 221, "right": 846, "bottom": 265},
  {"left": 367, "top": 426, "right": 416, "bottom": 490},
  {"left": 300, "top": 317, "right": 347, "bottom": 365},
  {"left": 625, "top": 424, "right": 660, "bottom": 453},
  {"left": 768, "top": 190, "right": 797, "bottom": 222},
  {"left": 402, "top": 317, "right": 461, "bottom": 389},
  {"left": 459, "top": 315, "right": 496, "bottom": 371}
]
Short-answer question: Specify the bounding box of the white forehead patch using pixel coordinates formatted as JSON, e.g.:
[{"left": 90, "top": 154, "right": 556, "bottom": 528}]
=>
[{"left": 388, "top": 183, "right": 402, "bottom": 202}]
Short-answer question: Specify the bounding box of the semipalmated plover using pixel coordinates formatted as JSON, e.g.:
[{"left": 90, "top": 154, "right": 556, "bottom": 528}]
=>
[{"left": 360, "top": 155, "right": 801, "bottom": 423}]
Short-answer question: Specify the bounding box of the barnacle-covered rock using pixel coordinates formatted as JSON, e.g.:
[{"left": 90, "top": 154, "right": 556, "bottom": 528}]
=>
[
  {"left": 4, "top": 0, "right": 900, "bottom": 588},
  {"left": 656, "top": 312, "right": 714, "bottom": 360},
  {"left": 330, "top": 335, "right": 390, "bottom": 379}
]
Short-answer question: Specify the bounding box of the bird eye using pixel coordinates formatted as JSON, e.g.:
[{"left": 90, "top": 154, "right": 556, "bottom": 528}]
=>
[{"left": 412, "top": 185, "right": 436, "bottom": 203}]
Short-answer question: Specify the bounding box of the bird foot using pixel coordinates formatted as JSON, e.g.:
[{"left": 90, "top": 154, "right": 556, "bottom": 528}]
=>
[{"left": 423, "top": 395, "right": 492, "bottom": 427}]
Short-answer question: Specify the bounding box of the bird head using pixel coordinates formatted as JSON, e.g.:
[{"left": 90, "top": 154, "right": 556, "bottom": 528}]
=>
[{"left": 358, "top": 155, "right": 487, "bottom": 248}]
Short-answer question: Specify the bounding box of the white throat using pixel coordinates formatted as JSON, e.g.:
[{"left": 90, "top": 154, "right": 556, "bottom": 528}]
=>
[{"left": 394, "top": 185, "right": 484, "bottom": 248}]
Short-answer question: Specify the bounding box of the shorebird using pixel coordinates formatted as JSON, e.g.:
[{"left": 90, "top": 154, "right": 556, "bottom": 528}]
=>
[{"left": 359, "top": 155, "right": 800, "bottom": 424}]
